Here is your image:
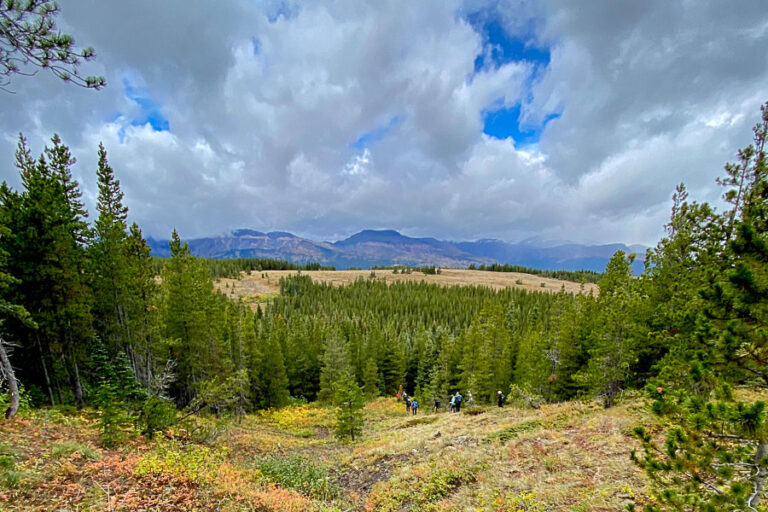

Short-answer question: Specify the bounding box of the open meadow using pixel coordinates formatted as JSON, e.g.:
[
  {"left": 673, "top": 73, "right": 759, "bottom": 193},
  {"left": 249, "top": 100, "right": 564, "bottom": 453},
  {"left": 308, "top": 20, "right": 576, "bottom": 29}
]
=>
[
  {"left": 0, "top": 397, "right": 654, "bottom": 511},
  {"left": 214, "top": 268, "right": 598, "bottom": 306}
]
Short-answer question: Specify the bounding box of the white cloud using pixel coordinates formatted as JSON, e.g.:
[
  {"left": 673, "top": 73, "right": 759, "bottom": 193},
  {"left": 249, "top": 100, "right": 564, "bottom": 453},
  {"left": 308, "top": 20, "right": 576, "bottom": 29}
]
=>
[{"left": 0, "top": 0, "right": 766, "bottom": 246}]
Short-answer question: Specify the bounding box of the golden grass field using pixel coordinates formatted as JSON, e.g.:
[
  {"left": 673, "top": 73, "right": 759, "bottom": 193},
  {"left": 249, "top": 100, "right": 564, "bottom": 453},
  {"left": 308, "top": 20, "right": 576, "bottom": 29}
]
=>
[{"left": 215, "top": 268, "right": 598, "bottom": 305}]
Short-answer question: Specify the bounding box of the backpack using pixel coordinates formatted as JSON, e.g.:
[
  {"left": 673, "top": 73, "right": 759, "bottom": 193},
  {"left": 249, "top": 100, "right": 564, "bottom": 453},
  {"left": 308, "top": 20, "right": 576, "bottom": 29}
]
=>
[{"left": 456, "top": 394, "right": 462, "bottom": 403}]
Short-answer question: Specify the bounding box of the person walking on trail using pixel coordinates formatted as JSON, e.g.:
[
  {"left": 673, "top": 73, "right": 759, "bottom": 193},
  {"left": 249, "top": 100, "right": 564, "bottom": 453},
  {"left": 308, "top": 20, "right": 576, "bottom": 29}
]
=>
[
  {"left": 497, "top": 390, "right": 505, "bottom": 408},
  {"left": 449, "top": 394, "right": 456, "bottom": 413},
  {"left": 455, "top": 392, "right": 463, "bottom": 412},
  {"left": 433, "top": 396, "right": 441, "bottom": 413},
  {"left": 403, "top": 393, "right": 410, "bottom": 412},
  {"left": 411, "top": 399, "right": 419, "bottom": 415},
  {"left": 406, "top": 396, "right": 412, "bottom": 413}
]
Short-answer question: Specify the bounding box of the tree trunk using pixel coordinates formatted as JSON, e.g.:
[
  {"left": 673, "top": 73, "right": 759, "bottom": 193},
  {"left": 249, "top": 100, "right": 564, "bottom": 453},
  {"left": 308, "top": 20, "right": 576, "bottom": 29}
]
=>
[
  {"left": 0, "top": 338, "right": 20, "bottom": 419},
  {"left": 36, "top": 334, "right": 55, "bottom": 406},
  {"left": 72, "top": 357, "right": 83, "bottom": 408},
  {"left": 748, "top": 439, "right": 768, "bottom": 508}
]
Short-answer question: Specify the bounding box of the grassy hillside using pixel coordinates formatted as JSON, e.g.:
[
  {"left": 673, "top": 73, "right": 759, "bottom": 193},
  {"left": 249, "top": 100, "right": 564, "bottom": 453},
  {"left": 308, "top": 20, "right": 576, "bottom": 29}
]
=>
[
  {"left": 0, "top": 397, "right": 654, "bottom": 511},
  {"left": 215, "top": 268, "right": 598, "bottom": 306}
]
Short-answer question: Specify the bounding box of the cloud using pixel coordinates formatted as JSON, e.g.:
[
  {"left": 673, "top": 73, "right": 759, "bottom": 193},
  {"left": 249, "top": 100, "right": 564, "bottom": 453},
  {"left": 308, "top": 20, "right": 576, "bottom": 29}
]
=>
[{"left": 0, "top": 0, "right": 766, "bottom": 248}]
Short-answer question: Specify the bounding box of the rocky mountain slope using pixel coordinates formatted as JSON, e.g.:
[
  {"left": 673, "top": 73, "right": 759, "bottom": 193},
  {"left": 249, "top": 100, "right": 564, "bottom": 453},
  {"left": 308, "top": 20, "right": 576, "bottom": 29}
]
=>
[{"left": 148, "top": 229, "right": 645, "bottom": 273}]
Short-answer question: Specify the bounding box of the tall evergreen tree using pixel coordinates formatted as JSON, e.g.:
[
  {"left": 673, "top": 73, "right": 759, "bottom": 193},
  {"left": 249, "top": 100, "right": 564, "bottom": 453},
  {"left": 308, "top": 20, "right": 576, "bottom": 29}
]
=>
[
  {"left": 634, "top": 103, "right": 768, "bottom": 510},
  {"left": 318, "top": 332, "right": 353, "bottom": 402},
  {"left": 577, "top": 251, "right": 642, "bottom": 408},
  {"left": 90, "top": 143, "right": 130, "bottom": 356}
]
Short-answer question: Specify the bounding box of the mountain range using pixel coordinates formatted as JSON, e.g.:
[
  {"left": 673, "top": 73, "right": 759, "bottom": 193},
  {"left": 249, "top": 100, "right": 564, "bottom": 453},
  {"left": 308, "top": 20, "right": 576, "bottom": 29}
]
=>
[{"left": 147, "top": 229, "right": 646, "bottom": 274}]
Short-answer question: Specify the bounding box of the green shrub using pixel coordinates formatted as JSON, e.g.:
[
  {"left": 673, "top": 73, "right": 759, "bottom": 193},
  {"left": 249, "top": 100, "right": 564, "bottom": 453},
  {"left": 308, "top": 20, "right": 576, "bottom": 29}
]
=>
[
  {"left": 98, "top": 394, "right": 136, "bottom": 448},
  {"left": 50, "top": 441, "right": 100, "bottom": 460},
  {"left": 485, "top": 420, "right": 542, "bottom": 443},
  {"left": 254, "top": 453, "right": 338, "bottom": 500},
  {"left": 0, "top": 385, "right": 33, "bottom": 414},
  {"left": 136, "top": 444, "right": 226, "bottom": 484},
  {"left": 138, "top": 396, "right": 177, "bottom": 439},
  {"left": 0, "top": 447, "right": 23, "bottom": 489}
]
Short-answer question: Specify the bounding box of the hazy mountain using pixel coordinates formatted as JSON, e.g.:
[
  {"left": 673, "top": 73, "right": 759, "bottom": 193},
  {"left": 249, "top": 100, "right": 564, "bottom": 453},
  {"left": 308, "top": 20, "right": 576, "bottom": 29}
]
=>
[{"left": 147, "top": 229, "right": 646, "bottom": 274}]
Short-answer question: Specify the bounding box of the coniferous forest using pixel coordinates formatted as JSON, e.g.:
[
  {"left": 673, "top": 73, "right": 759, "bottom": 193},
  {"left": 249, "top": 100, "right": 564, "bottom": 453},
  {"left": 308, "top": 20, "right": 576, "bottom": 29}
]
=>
[
  {"left": 2, "top": 2, "right": 768, "bottom": 510},
  {"left": 1, "top": 104, "right": 768, "bottom": 510}
]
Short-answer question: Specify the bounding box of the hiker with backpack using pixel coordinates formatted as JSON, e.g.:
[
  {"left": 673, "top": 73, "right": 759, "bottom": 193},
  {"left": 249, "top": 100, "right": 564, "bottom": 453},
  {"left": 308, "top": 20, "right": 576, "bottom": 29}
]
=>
[
  {"left": 497, "top": 390, "right": 505, "bottom": 407},
  {"left": 449, "top": 393, "right": 456, "bottom": 413},
  {"left": 433, "top": 396, "right": 441, "bottom": 413},
  {"left": 411, "top": 399, "right": 419, "bottom": 415},
  {"left": 455, "top": 392, "right": 463, "bottom": 412}
]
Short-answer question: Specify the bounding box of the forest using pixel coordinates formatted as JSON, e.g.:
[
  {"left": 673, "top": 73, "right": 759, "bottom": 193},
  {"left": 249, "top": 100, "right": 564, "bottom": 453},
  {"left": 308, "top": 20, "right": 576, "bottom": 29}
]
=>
[{"left": 1, "top": 105, "right": 768, "bottom": 509}]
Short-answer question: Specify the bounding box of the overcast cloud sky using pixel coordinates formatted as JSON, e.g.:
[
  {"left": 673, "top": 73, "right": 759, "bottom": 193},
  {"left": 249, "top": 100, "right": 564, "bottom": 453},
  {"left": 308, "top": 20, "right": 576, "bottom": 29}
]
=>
[{"left": 1, "top": 0, "right": 767, "bottom": 246}]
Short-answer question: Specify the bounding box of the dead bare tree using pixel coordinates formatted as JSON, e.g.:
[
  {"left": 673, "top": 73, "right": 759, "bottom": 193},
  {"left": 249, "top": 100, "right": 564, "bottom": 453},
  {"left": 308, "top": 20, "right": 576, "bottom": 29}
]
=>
[{"left": 0, "top": 336, "right": 19, "bottom": 419}]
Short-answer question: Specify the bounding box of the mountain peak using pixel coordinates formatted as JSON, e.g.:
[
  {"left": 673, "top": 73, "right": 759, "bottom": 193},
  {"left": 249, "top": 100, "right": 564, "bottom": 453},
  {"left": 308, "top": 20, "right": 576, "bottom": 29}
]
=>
[
  {"left": 335, "top": 229, "right": 408, "bottom": 246},
  {"left": 232, "top": 228, "right": 265, "bottom": 237}
]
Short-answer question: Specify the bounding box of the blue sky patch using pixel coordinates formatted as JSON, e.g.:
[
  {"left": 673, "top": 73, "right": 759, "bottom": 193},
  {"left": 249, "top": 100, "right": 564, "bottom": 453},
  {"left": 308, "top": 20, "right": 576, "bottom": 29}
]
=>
[
  {"left": 483, "top": 103, "right": 559, "bottom": 145},
  {"left": 123, "top": 78, "right": 170, "bottom": 132},
  {"left": 350, "top": 116, "right": 401, "bottom": 149},
  {"left": 466, "top": 11, "right": 550, "bottom": 71}
]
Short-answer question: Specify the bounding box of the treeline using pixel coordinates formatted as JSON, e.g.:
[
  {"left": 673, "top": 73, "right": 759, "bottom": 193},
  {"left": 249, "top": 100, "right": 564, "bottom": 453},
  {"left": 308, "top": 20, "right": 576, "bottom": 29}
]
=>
[
  {"left": 151, "top": 256, "right": 334, "bottom": 279},
  {"left": 0, "top": 135, "right": 278, "bottom": 426},
  {"left": 468, "top": 263, "right": 602, "bottom": 284},
  {"left": 370, "top": 265, "right": 442, "bottom": 275}
]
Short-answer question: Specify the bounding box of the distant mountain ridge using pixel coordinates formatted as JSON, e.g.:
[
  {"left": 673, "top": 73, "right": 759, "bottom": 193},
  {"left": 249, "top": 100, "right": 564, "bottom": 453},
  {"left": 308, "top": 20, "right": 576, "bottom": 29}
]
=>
[{"left": 147, "top": 229, "right": 646, "bottom": 274}]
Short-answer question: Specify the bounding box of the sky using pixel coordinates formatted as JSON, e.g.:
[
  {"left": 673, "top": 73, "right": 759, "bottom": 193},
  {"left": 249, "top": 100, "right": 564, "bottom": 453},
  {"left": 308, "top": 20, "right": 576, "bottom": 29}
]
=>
[{"left": 1, "top": 0, "right": 767, "bottom": 246}]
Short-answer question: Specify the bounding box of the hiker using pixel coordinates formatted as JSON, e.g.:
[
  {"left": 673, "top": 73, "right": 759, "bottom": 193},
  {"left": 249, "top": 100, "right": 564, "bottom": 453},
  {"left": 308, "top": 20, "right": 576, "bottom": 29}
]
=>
[
  {"left": 403, "top": 392, "right": 410, "bottom": 411},
  {"left": 497, "top": 390, "right": 505, "bottom": 408},
  {"left": 455, "top": 391, "right": 463, "bottom": 412},
  {"left": 411, "top": 399, "right": 419, "bottom": 415},
  {"left": 405, "top": 396, "right": 412, "bottom": 413},
  {"left": 433, "top": 396, "right": 441, "bottom": 413},
  {"left": 449, "top": 394, "right": 456, "bottom": 413}
]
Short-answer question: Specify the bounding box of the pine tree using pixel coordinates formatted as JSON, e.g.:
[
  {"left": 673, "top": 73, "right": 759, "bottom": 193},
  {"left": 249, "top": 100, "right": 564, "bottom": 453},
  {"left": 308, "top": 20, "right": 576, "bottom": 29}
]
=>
[
  {"left": 258, "top": 316, "right": 290, "bottom": 408},
  {"left": 362, "top": 357, "right": 379, "bottom": 398},
  {"left": 318, "top": 332, "right": 353, "bottom": 402},
  {"left": 633, "top": 103, "right": 768, "bottom": 510},
  {"left": 90, "top": 143, "right": 130, "bottom": 356},
  {"left": 334, "top": 374, "right": 365, "bottom": 441},
  {"left": 0, "top": 213, "right": 36, "bottom": 419},
  {"left": 2, "top": 135, "right": 93, "bottom": 407},
  {"left": 123, "top": 223, "right": 159, "bottom": 392},
  {"left": 576, "top": 251, "right": 642, "bottom": 408}
]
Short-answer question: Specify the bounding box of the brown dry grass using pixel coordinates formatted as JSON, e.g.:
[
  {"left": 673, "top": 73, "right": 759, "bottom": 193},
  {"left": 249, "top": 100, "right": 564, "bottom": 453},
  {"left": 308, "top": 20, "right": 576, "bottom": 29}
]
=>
[
  {"left": 3, "top": 397, "right": 654, "bottom": 511},
  {"left": 215, "top": 268, "right": 598, "bottom": 304}
]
